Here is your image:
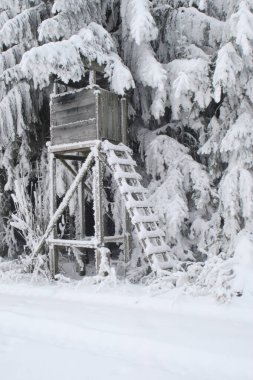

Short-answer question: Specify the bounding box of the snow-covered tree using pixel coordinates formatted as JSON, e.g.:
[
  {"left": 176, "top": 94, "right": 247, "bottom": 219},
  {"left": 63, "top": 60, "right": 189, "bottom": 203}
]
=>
[
  {"left": 195, "top": 0, "right": 253, "bottom": 297},
  {"left": 0, "top": 0, "right": 133, "bottom": 258},
  {"left": 0, "top": 0, "right": 252, "bottom": 297}
]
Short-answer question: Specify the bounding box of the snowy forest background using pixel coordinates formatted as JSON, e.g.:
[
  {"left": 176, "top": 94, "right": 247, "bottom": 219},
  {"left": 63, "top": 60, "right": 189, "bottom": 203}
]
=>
[{"left": 0, "top": 0, "right": 253, "bottom": 300}]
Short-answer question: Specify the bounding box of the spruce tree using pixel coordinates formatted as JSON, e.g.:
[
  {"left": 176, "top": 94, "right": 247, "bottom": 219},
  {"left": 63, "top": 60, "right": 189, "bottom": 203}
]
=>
[{"left": 0, "top": 0, "right": 252, "bottom": 296}]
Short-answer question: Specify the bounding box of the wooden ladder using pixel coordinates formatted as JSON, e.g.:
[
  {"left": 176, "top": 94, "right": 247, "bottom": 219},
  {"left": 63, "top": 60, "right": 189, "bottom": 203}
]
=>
[{"left": 102, "top": 141, "right": 172, "bottom": 271}]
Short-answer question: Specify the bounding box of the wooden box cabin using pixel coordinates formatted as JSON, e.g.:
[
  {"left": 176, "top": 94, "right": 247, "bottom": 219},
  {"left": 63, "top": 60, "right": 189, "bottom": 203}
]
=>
[
  {"left": 44, "top": 73, "right": 168, "bottom": 278},
  {"left": 46, "top": 77, "right": 130, "bottom": 279},
  {"left": 50, "top": 87, "right": 127, "bottom": 146}
]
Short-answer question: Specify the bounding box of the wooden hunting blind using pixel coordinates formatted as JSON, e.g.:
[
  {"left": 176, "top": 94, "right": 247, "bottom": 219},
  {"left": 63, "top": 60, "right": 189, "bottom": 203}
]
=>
[
  {"left": 45, "top": 69, "right": 130, "bottom": 278},
  {"left": 40, "top": 66, "right": 169, "bottom": 279}
]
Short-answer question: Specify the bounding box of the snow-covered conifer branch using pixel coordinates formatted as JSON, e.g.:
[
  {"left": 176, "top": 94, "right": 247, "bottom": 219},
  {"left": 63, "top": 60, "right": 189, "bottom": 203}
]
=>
[
  {"left": 0, "top": 83, "right": 32, "bottom": 147},
  {"left": 166, "top": 58, "right": 211, "bottom": 121},
  {"left": 121, "top": 0, "right": 166, "bottom": 119},
  {"left": 0, "top": 3, "right": 47, "bottom": 50},
  {"left": 0, "top": 8, "right": 16, "bottom": 30},
  {"left": 0, "top": 41, "right": 38, "bottom": 75},
  {"left": 52, "top": 0, "right": 98, "bottom": 15},
  {"left": 130, "top": 42, "right": 167, "bottom": 119},
  {"left": 138, "top": 129, "right": 212, "bottom": 259},
  {"left": 121, "top": 0, "right": 158, "bottom": 45},
  {"left": 39, "top": 1, "right": 102, "bottom": 42},
  {"left": 161, "top": 6, "right": 224, "bottom": 61},
  {"left": 220, "top": 111, "right": 253, "bottom": 164},
  {"left": 229, "top": 1, "right": 253, "bottom": 56},
  {"left": 0, "top": 0, "right": 43, "bottom": 14},
  {"left": 213, "top": 43, "right": 243, "bottom": 102},
  {"left": 18, "top": 23, "right": 134, "bottom": 94}
]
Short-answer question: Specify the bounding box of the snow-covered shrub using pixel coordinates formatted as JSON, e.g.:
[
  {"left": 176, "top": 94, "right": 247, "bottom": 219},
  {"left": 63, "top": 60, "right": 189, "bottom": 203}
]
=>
[
  {"left": 138, "top": 127, "right": 212, "bottom": 261},
  {"left": 7, "top": 153, "right": 51, "bottom": 278}
]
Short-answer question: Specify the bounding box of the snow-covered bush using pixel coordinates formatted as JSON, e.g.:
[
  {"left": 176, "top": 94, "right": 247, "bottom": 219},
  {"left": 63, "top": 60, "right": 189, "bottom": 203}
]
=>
[{"left": 138, "top": 127, "right": 212, "bottom": 262}]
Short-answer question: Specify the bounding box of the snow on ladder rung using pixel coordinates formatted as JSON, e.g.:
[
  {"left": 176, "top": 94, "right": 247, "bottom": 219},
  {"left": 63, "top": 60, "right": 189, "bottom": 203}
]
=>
[
  {"left": 102, "top": 141, "right": 132, "bottom": 153},
  {"left": 119, "top": 183, "right": 148, "bottom": 194},
  {"left": 146, "top": 244, "right": 170, "bottom": 255},
  {"left": 114, "top": 171, "right": 142, "bottom": 181},
  {"left": 125, "top": 199, "right": 150, "bottom": 208},
  {"left": 107, "top": 155, "right": 137, "bottom": 167},
  {"left": 138, "top": 229, "right": 165, "bottom": 239},
  {"left": 132, "top": 214, "right": 159, "bottom": 224}
]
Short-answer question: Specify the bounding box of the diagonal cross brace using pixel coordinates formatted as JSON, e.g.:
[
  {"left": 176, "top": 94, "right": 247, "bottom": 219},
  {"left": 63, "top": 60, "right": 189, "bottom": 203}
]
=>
[{"left": 33, "top": 149, "right": 96, "bottom": 258}]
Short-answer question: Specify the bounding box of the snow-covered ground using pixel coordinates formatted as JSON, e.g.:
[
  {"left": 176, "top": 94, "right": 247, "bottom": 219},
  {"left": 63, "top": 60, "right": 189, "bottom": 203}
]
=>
[{"left": 0, "top": 281, "right": 252, "bottom": 380}]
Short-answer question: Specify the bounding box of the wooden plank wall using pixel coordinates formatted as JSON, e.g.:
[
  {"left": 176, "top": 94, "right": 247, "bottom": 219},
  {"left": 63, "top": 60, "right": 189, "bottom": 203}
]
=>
[
  {"left": 51, "top": 89, "right": 97, "bottom": 145},
  {"left": 50, "top": 87, "right": 125, "bottom": 146},
  {"left": 99, "top": 89, "right": 121, "bottom": 142},
  {"left": 51, "top": 89, "right": 96, "bottom": 126}
]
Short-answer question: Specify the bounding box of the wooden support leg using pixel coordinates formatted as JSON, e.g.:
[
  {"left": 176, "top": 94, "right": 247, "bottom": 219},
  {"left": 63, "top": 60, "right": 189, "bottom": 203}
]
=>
[
  {"left": 49, "top": 153, "right": 58, "bottom": 278},
  {"left": 93, "top": 151, "right": 104, "bottom": 274},
  {"left": 77, "top": 165, "right": 86, "bottom": 275},
  {"left": 49, "top": 246, "right": 58, "bottom": 278},
  {"left": 122, "top": 205, "right": 131, "bottom": 274},
  {"left": 78, "top": 163, "right": 85, "bottom": 240}
]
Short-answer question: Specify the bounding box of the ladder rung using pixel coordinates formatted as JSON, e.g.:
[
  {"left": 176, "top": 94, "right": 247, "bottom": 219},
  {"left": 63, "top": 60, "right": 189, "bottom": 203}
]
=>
[
  {"left": 119, "top": 185, "right": 148, "bottom": 194},
  {"left": 114, "top": 171, "right": 141, "bottom": 181},
  {"left": 146, "top": 245, "right": 169, "bottom": 255},
  {"left": 125, "top": 200, "right": 150, "bottom": 208},
  {"left": 108, "top": 156, "right": 137, "bottom": 166},
  {"left": 138, "top": 229, "right": 165, "bottom": 239},
  {"left": 103, "top": 141, "right": 132, "bottom": 153},
  {"left": 132, "top": 214, "right": 159, "bottom": 223}
]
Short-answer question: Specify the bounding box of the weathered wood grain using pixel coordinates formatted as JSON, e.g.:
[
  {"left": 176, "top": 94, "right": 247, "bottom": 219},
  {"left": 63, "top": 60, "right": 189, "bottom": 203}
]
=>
[
  {"left": 51, "top": 120, "right": 97, "bottom": 145},
  {"left": 50, "top": 87, "right": 127, "bottom": 146}
]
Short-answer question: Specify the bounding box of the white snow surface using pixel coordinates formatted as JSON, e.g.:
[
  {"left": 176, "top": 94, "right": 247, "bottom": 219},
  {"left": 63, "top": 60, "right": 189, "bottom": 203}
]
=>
[{"left": 0, "top": 281, "right": 252, "bottom": 380}]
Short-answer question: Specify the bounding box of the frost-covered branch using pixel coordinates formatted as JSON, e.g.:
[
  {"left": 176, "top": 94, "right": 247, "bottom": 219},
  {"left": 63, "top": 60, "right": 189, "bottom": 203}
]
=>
[
  {"left": 0, "top": 3, "right": 46, "bottom": 50},
  {"left": 166, "top": 58, "right": 211, "bottom": 121},
  {"left": 39, "top": 0, "right": 102, "bottom": 42},
  {"left": 138, "top": 128, "right": 212, "bottom": 260},
  {"left": 121, "top": 0, "right": 158, "bottom": 45},
  {"left": 14, "top": 23, "right": 134, "bottom": 94}
]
